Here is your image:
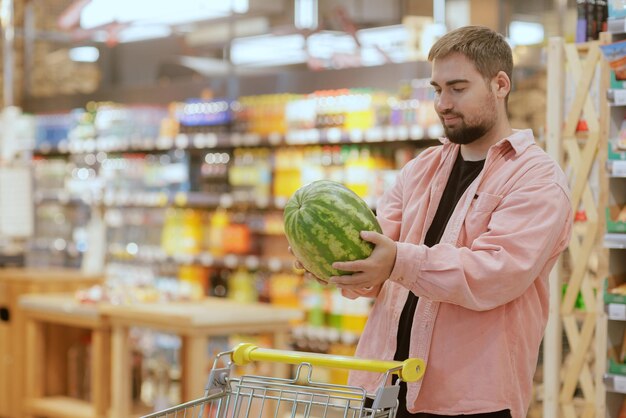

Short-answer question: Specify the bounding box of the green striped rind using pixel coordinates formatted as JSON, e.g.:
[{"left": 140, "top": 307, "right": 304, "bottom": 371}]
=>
[{"left": 283, "top": 180, "right": 382, "bottom": 281}]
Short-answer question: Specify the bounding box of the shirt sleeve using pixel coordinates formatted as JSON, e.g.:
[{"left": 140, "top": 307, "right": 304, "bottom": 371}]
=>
[
  {"left": 387, "top": 181, "right": 573, "bottom": 311},
  {"left": 340, "top": 286, "right": 381, "bottom": 299}
]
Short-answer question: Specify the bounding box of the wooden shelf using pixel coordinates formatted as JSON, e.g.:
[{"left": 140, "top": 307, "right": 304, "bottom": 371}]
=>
[
  {"left": 26, "top": 396, "right": 96, "bottom": 418},
  {"left": 0, "top": 269, "right": 103, "bottom": 418},
  {"left": 100, "top": 297, "right": 302, "bottom": 331},
  {"left": 102, "top": 297, "right": 301, "bottom": 417},
  {"left": 132, "top": 402, "right": 155, "bottom": 418}
]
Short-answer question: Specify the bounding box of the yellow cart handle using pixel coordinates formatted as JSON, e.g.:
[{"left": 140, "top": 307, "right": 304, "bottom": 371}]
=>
[{"left": 231, "top": 343, "right": 425, "bottom": 383}]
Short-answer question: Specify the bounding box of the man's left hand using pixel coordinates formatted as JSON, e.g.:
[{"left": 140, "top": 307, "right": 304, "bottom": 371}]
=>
[{"left": 329, "top": 231, "right": 397, "bottom": 290}]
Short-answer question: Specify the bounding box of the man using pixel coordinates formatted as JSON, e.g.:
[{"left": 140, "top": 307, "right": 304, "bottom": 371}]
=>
[{"left": 295, "top": 26, "right": 572, "bottom": 418}]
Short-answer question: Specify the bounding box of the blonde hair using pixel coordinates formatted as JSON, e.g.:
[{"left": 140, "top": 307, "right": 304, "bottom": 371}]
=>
[{"left": 428, "top": 26, "right": 513, "bottom": 84}]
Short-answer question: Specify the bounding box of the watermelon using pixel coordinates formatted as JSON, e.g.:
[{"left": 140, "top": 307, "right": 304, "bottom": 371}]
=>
[{"left": 283, "top": 180, "right": 382, "bottom": 282}]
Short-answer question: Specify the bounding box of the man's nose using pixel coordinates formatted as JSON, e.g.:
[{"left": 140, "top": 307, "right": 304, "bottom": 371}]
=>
[{"left": 435, "top": 92, "right": 453, "bottom": 113}]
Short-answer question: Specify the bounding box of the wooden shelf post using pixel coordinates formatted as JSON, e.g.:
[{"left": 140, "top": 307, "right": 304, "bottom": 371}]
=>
[{"left": 545, "top": 37, "right": 610, "bottom": 418}]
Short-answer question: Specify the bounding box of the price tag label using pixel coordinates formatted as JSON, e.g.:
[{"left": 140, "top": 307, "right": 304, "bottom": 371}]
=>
[
  {"left": 219, "top": 193, "right": 234, "bottom": 208},
  {"left": 396, "top": 126, "right": 409, "bottom": 140},
  {"left": 306, "top": 129, "right": 320, "bottom": 144},
  {"left": 143, "top": 138, "right": 154, "bottom": 150},
  {"left": 206, "top": 133, "right": 218, "bottom": 148},
  {"left": 174, "top": 253, "right": 194, "bottom": 265},
  {"left": 285, "top": 131, "right": 296, "bottom": 145},
  {"left": 156, "top": 193, "right": 168, "bottom": 207},
  {"left": 244, "top": 133, "right": 261, "bottom": 146},
  {"left": 327, "top": 128, "right": 342, "bottom": 143},
  {"left": 608, "top": 303, "right": 626, "bottom": 320},
  {"left": 268, "top": 132, "right": 282, "bottom": 145},
  {"left": 231, "top": 133, "right": 242, "bottom": 147},
  {"left": 274, "top": 197, "right": 287, "bottom": 209},
  {"left": 175, "top": 134, "right": 189, "bottom": 149},
  {"left": 174, "top": 192, "right": 187, "bottom": 206},
  {"left": 58, "top": 140, "right": 69, "bottom": 153},
  {"left": 200, "top": 252, "right": 214, "bottom": 266},
  {"left": 84, "top": 139, "right": 97, "bottom": 153},
  {"left": 163, "top": 136, "right": 174, "bottom": 149},
  {"left": 428, "top": 124, "right": 444, "bottom": 139},
  {"left": 612, "top": 160, "right": 626, "bottom": 177},
  {"left": 349, "top": 129, "right": 364, "bottom": 143},
  {"left": 614, "top": 375, "right": 626, "bottom": 393},
  {"left": 193, "top": 133, "right": 206, "bottom": 148},
  {"left": 385, "top": 126, "right": 397, "bottom": 142},
  {"left": 224, "top": 254, "right": 239, "bottom": 269},
  {"left": 245, "top": 256, "right": 260, "bottom": 270},
  {"left": 614, "top": 89, "right": 626, "bottom": 106},
  {"left": 410, "top": 125, "right": 425, "bottom": 140},
  {"left": 267, "top": 257, "right": 283, "bottom": 272},
  {"left": 365, "top": 127, "right": 383, "bottom": 142}
]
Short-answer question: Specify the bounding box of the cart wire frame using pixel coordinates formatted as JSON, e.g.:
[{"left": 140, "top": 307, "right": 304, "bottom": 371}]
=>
[{"left": 141, "top": 344, "right": 425, "bottom": 418}]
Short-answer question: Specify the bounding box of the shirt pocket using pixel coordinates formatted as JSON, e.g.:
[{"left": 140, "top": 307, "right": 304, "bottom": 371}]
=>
[{"left": 462, "top": 193, "right": 503, "bottom": 243}]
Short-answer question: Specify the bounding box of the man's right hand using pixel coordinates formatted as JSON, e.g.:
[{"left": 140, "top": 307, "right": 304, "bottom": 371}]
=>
[{"left": 288, "top": 246, "right": 327, "bottom": 285}]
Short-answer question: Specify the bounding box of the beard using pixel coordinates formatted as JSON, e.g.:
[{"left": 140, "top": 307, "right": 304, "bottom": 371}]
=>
[{"left": 439, "top": 94, "right": 497, "bottom": 145}]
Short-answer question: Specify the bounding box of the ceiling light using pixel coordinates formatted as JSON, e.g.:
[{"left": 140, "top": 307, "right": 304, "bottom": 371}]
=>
[
  {"left": 80, "top": 0, "right": 241, "bottom": 30},
  {"left": 117, "top": 24, "right": 172, "bottom": 43},
  {"left": 357, "top": 25, "right": 408, "bottom": 65},
  {"left": 232, "top": 0, "right": 249, "bottom": 13},
  {"left": 69, "top": 46, "right": 100, "bottom": 62},
  {"left": 295, "top": 0, "right": 318, "bottom": 30},
  {"left": 509, "top": 21, "right": 544, "bottom": 46},
  {"left": 231, "top": 34, "right": 307, "bottom": 66},
  {"left": 307, "top": 31, "right": 356, "bottom": 60}
]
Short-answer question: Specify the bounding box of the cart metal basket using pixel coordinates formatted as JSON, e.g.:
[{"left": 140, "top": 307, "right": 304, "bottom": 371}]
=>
[{"left": 142, "top": 342, "right": 425, "bottom": 418}]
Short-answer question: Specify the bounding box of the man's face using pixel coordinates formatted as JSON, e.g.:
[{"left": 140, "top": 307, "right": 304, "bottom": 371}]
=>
[{"left": 430, "top": 53, "right": 498, "bottom": 145}]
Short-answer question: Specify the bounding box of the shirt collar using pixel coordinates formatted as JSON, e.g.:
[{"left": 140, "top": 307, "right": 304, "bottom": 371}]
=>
[{"left": 438, "top": 129, "right": 535, "bottom": 156}]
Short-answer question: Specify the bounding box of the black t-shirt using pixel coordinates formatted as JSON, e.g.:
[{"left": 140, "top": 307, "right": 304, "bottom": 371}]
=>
[{"left": 392, "top": 152, "right": 496, "bottom": 418}]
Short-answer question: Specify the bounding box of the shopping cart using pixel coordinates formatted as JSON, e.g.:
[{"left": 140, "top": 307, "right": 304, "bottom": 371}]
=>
[{"left": 142, "top": 342, "right": 425, "bottom": 418}]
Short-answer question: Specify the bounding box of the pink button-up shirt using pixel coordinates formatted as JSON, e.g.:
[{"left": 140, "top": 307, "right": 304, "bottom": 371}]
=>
[{"left": 345, "top": 129, "right": 572, "bottom": 418}]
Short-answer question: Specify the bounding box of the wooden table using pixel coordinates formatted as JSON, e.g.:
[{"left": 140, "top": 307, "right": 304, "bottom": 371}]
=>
[
  {"left": 0, "top": 268, "right": 102, "bottom": 418},
  {"left": 20, "top": 294, "right": 110, "bottom": 418},
  {"left": 100, "top": 298, "right": 302, "bottom": 418}
]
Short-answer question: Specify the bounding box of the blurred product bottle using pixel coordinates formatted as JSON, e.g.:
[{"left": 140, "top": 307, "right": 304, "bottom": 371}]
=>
[
  {"left": 180, "top": 209, "right": 203, "bottom": 256},
  {"left": 223, "top": 224, "right": 251, "bottom": 255},
  {"left": 301, "top": 280, "right": 326, "bottom": 328},
  {"left": 209, "top": 268, "right": 229, "bottom": 298},
  {"left": 179, "top": 264, "right": 206, "bottom": 300},
  {"left": 161, "top": 209, "right": 182, "bottom": 256},
  {"left": 228, "top": 267, "right": 258, "bottom": 303},
  {"left": 342, "top": 297, "right": 371, "bottom": 336},
  {"left": 344, "top": 89, "right": 375, "bottom": 131},
  {"left": 207, "top": 209, "right": 229, "bottom": 256},
  {"left": 344, "top": 145, "right": 373, "bottom": 198},
  {"left": 269, "top": 273, "right": 302, "bottom": 308},
  {"left": 273, "top": 147, "right": 303, "bottom": 206},
  {"left": 160, "top": 102, "right": 181, "bottom": 138}
]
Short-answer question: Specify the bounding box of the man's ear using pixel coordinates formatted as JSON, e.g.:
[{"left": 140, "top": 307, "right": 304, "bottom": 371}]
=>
[{"left": 492, "top": 71, "right": 511, "bottom": 99}]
